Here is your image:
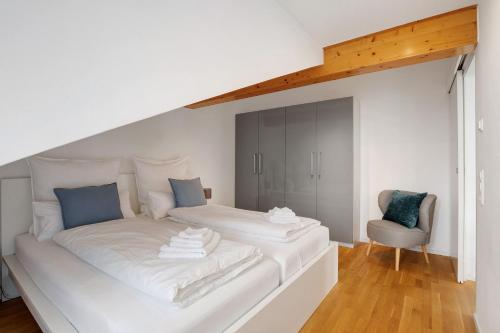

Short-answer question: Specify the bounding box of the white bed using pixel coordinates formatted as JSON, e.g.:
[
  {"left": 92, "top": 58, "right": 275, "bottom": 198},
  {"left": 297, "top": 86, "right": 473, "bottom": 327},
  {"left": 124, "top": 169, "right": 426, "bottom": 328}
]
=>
[
  {"left": 15, "top": 233, "right": 279, "bottom": 333},
  {"left": 165, "top": 218, "right": 330, "bottom": 282},
  {"left": 1, "top": 176, "right": 339, "bottom": 333}
]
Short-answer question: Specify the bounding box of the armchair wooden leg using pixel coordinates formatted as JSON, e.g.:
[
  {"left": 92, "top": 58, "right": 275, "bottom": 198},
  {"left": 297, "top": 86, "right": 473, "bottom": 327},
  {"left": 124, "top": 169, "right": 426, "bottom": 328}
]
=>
[
  {"left": 366, "top": 239, "right": 374, "bottom": 256},
  {"left": 395, "top": 248, "right": 400, "bottom": 271},
  {"left": 421, "top": 244, "right": 430, "bottom": 264}
]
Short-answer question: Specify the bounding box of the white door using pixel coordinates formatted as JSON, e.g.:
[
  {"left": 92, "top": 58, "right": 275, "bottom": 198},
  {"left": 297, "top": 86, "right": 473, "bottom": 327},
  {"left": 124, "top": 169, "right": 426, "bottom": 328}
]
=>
[
  {"left": 450, "top": 70, "right": 465, "bottom": 283},
  {"left": 463, "top": 57, "right": 476, "bottom": 282},
  {"left": 449, "top": 56, "right": 477, "bottom": 284}
]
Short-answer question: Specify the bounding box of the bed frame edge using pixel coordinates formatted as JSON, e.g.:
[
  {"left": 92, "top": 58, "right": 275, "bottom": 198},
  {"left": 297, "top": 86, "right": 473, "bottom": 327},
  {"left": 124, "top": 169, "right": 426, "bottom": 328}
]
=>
[
  {"left": 227, "top": 241, "right": 339, "bottom": 333},
  {"left": 2, "top": 255, "right": 78, "bottom": 333}
]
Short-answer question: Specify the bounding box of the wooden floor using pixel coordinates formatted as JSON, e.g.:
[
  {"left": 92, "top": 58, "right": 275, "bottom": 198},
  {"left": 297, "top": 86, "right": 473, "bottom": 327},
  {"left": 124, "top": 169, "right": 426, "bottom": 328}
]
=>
[
  {"left": 301, "top": 244, "right": 476, "bottom": 333},
  {"left": 0, "top": 244, "right": 475, "bottom": 333},
  {"left": 0, "top": 297, "right": 40, "bottom": 333}
]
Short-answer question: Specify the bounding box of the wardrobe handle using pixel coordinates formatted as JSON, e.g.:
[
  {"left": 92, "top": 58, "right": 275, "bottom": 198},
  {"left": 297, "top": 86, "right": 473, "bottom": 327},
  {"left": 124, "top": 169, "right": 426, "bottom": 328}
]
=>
[
  {"left": 318, "top": 152, "right": 322, "bottom": 179},
  {"left": 310, "top": 152, "right": 315, "bottom": 178},
  {"left": 258, "top": 153, "right": 263, "bottom": 175},
  {"left": 253, "top": 153, "right": 257, "bottom": 175}
]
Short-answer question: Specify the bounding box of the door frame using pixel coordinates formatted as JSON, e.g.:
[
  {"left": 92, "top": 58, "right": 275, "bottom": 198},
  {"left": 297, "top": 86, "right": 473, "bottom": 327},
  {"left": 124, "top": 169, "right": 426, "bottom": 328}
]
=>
[
  {"left": 448, "top": 54, "right": 476, "bottom": 283},
  {"left": 462, "top": 55, "right": 476, "bottom": 281},
  {"left": 456, "top": 69, "right": 465, "bottom": 284}
]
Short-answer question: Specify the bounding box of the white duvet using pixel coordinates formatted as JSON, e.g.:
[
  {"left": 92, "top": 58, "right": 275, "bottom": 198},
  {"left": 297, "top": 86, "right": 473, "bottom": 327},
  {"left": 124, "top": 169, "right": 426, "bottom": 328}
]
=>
[
  {"left": 53, "top": 217, "right": 262, "bottom": 307},
  {"left": 168, "top": 205, "right": 320, "bottom": 242}
]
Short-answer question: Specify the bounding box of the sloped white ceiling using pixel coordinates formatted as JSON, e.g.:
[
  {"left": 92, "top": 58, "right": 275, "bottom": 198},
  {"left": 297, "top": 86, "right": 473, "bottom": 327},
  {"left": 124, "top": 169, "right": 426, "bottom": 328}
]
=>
[
  {"left": 278, "top": 0, "right": 477, "bottom": 47},
  {"left": 0, "top": 0, "right": 322, "bottom": 166}
]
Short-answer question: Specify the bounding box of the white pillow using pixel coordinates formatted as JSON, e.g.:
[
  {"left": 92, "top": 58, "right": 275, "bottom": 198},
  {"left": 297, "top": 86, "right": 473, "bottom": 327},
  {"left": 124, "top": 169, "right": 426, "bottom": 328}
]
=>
[
  {"left": 28, "top": 156, "right": 121, "bottom": 201},
  {"left": 133, "top": 156, "right": 192, "bottom": 205},
  {"left": 31, "top": 201, "right": 64, "bottom": 241},
  {"left": 119, "top": 190, "right": 136, "bottom": 218},
  {"left": 147, "top": 191, "right": 176, "bottom": 220}
]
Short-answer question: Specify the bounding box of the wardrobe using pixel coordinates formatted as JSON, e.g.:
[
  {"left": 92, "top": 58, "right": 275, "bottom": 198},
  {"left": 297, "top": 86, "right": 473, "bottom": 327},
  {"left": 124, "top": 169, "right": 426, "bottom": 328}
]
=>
[{"left": 235, "top": 97, "right": 355, "bottom": 243}]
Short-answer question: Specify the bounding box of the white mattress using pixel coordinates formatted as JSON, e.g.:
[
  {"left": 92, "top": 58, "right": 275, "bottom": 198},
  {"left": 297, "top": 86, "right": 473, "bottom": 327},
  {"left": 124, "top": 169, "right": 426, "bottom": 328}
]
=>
[
  {"left": 15, "top": 233, "right": 280, "bottom": 333},
  {"left": 165, "top": 219, "right": 330, "bottom": 282}
]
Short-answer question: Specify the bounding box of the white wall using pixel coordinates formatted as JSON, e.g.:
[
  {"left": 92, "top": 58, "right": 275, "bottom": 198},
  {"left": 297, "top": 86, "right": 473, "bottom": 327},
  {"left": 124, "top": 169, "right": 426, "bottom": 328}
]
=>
[
  {"left": 0, "top": 106, "right": 239, "bottom": 207},
  {"left": 215, "top": 59, "right": 455, "bottom": 256},
  {"left": 474, "top": 0, "right": 500, "bottom": 331},
  {"left": 0, "top": 0, "right": 321, "bottom": 167}
]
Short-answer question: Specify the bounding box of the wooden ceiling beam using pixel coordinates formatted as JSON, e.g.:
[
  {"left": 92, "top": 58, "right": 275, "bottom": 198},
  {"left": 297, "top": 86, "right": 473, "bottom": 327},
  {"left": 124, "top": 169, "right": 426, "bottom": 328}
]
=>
[{"left": 186, "top": 6, "right": 477, "bottom": 109}]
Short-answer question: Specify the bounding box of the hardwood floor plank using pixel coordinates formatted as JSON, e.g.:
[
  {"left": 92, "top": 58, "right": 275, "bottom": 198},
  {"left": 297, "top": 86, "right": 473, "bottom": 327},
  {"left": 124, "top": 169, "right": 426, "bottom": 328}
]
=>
[
  {"left": 300, "top": 244, "right": 476, "bottom": 333},
  {"left": 0, "top": 298, "right": 41, "bottom": 333}
]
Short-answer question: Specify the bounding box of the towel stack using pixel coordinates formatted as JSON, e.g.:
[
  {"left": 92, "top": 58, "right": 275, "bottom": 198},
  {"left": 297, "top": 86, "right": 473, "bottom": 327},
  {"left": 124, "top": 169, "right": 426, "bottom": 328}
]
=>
[
  {"left": 159, "top": 227, "right": 221, "bottom": 258},
  {"left": 265, "top": 207, "right": 300, "bottom": 224}
]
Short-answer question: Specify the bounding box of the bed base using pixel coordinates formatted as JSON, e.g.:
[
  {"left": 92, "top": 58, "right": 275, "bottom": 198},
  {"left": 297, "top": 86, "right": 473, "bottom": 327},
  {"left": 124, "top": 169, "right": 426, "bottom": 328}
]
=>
[
  {"left": 227, "top": 242, "right": 338, "bottom": 332},
  {"left": 3, "top": 242, "right": 337, "bottom": 333},
  {"left": 3, "top": 255, "right": 77, "bottom": 333}
]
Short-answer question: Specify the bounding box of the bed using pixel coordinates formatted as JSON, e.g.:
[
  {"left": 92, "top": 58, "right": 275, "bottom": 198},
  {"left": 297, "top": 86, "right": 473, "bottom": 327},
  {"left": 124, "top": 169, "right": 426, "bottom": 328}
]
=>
[{"left": 1, "top": 176, "right": 338, "bottom": 332}]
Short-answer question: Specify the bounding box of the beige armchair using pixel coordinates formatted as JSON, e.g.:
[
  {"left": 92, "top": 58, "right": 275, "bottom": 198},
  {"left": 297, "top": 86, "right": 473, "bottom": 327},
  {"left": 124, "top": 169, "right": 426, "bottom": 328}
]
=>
[{"left": 366, "top": 190, "right": 437, "bottom": 271}]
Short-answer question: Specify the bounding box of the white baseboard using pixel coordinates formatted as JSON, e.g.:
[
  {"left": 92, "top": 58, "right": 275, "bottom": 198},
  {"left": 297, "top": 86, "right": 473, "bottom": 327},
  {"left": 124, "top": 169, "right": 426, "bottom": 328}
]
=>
[
  {"left": 465, "top": 272, "right": 476, "bottom": 282},
  {"left": 338, "top": 242, "right": 354, "bottom": 248},
  {"left": 473, "top": 313, "right": 481, "bottom": 333}
]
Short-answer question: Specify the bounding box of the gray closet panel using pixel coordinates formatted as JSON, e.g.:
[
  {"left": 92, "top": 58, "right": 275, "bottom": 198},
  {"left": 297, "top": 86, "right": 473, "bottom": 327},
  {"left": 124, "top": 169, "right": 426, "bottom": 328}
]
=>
[
  {"left": 235, "top": 97, "right": 355, "bottom": 243},
  {"left": 235, "top": 112, "right": 259, "bottom": 210},
  {"left": 258, "top": 108, "right": 286, "bottom": 211},
  {"left": 316, "top": 97, "right": 354, "bottom": 243},
  {"left": 285, "top": 103, "right": 317, "bottom": 218}
]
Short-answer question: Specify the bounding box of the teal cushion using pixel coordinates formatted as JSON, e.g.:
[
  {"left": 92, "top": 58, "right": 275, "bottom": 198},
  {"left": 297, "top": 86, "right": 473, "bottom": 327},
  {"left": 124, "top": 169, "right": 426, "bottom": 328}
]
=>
[
  {"left": 383, "top": 191, "right": 427, "bottom": 228},
  {"left": 169, "top": 178, "right": 207, "bottom": 208}
]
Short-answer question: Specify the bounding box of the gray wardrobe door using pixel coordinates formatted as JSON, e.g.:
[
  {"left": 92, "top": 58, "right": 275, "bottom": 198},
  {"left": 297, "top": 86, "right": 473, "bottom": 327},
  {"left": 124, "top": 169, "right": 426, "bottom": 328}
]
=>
[
  {"left": 285, "top": 103, "right": 317, "bottom": 218},
  {"left": 235, "top": 112, "right": 259, "bottom": 210},
  {"left": 316, "top": 97, "right": 354, "bottom": 242},
  {"left": 258, "top": 108, "right": 286, "bottom": 212}
]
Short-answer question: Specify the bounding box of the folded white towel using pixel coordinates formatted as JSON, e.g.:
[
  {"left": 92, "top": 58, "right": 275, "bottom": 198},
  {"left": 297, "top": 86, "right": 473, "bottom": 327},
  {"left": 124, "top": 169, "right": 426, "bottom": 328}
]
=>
[
  {"left": 170, "top": 229, "right": 214, "bottom": 248},
  {"left": 267, "top": 215, "right": 300, "bottom": 224},
  {"left": 178, "top": 227, "right": 211, "bottom": 240},
  {"left": 266, "top": 207, "right": 299, "bottom": 223},
  {"left": 159, "top": 232, "right": 221, "bottom": 258},
  {"left": 158, "top": 252, "right": 207, "bottom": 259},
  {"left": 267, "top": 207, "right": 296, "bottom": 218},
  {"left": 170, "top": 238, "right": 211, "bottom": 249}
]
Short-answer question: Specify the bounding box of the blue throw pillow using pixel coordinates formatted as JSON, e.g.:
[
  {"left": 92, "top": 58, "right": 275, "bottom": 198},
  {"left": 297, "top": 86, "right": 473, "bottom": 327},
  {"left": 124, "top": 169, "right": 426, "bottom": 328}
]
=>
[
  {"left": 169, "top": 178, "right": 207, "bottom": 208},
  {"left": 383, "top": 190, "right": 427, "bottom": 228},
  {"left": 54, "top": 183, "right": 123, "bottom": 229}
]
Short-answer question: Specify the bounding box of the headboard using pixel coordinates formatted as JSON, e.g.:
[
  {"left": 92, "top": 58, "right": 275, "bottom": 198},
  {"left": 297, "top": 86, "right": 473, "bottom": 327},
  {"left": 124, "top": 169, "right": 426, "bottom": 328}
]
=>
[{"left": 1, "top": 174, "right": 139, "bottom": 300}]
